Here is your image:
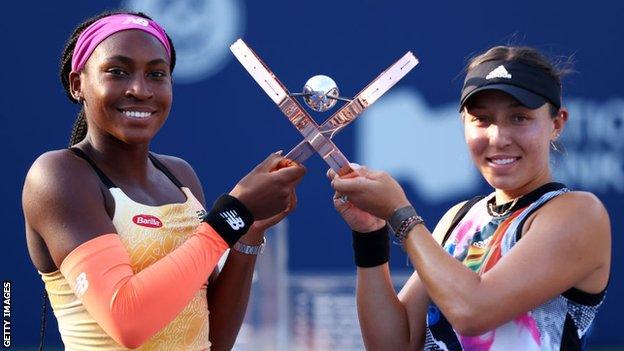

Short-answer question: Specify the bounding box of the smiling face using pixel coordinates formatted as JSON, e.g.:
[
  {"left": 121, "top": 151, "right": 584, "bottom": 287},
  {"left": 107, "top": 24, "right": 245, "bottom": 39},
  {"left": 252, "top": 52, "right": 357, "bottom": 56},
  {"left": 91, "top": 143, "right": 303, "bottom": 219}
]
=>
[
  {"left": 70, "top": 29, "right": 172, "bottom": 146},
  {"left": 463, "top": 90, "right": 566, "bottom": 201}
]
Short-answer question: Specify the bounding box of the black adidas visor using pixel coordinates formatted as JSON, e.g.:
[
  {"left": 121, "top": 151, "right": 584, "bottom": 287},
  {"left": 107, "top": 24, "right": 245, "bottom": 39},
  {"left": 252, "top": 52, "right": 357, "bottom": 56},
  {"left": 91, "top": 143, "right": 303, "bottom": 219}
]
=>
[{"left": 459, "top": 60, "right": 561, "bottom": 111}]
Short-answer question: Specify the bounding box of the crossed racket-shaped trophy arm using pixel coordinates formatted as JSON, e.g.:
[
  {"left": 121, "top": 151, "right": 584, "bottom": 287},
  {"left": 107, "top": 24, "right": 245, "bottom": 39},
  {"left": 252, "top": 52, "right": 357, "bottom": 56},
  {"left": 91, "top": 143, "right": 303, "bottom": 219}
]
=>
[{"left": 230, "top": 39, "right": 418, "bottom": 176}]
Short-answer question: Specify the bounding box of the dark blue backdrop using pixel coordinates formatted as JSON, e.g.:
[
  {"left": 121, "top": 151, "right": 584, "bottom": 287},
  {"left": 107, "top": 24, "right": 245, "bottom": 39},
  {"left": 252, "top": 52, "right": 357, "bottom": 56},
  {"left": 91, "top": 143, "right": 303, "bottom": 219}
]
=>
[{"left": 2, "top": 0, "right": 622, "bottom": 348}]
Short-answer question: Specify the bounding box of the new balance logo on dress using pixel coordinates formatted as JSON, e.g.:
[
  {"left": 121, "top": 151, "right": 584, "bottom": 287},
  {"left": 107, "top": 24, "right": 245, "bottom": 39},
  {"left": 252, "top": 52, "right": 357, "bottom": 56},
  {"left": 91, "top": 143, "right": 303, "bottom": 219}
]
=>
[
  {"left": 196, "top": 209, "right": 208, "bottom": 221},
  {"left": 220, "top": 210, "right": 245, "bottom": 230},
  {"left": 486, "top": 65, "right": 512, "bottom": 80}
]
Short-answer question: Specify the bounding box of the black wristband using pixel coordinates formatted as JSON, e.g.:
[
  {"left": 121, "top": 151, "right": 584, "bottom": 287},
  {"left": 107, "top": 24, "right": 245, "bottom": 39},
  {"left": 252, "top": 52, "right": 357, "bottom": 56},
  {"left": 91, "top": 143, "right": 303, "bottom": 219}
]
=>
[
  {"left": 352, "top": 225, "right": 390, "bottom": 268},
  {"left": 202, "top": 194, "right": 254, "bottom": 247},
  {"left": 388, "top": 205, "right": 418, "bottom": 233},
  {"left": 389, "top": 205, "right": 424, "bottom": 245}
]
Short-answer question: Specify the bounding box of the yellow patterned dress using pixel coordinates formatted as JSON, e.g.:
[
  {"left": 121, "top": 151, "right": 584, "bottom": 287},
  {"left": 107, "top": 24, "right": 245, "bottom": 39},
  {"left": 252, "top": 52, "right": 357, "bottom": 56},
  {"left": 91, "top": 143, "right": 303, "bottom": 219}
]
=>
[{"left": 40, "top": 150, "right": 212, "bottom": 350}]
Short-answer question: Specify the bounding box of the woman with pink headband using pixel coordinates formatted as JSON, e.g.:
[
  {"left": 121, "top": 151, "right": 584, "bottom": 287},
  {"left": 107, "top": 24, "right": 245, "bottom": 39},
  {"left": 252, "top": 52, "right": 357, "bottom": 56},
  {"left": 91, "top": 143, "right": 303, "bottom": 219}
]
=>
[{"left": 22, "top": 11, "right": 305, "bottom": 350}]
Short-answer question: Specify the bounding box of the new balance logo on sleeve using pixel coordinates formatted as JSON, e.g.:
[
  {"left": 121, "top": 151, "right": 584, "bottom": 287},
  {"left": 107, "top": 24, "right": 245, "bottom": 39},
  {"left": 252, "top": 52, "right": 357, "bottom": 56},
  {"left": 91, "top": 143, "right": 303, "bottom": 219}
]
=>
[
  {"left": 220, "top": 210, "right": 245, "bottom": 230},
  {"left": 486, "top": 65, "right": 512, "bottom": 80},
  {"left": 75, "top": 272, "right": 89, "bottom": 298}
]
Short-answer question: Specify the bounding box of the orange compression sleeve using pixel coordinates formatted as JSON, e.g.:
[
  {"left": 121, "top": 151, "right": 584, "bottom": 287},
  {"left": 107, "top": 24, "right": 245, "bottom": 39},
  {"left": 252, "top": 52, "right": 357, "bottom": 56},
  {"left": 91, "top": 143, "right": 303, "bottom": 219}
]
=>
[{"left": 59, "top": 222, "right": 228, "bottom": 349}]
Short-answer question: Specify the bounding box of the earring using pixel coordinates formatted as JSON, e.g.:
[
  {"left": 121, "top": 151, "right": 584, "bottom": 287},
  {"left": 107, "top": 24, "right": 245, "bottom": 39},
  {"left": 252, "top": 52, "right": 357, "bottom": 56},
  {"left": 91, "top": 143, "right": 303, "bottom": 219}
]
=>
[
  {"left": 551, "top": 133, "right": 565, "bottom": 154},
  {"left": 73, "top": 91, "right": 83, "bottom": 103}
]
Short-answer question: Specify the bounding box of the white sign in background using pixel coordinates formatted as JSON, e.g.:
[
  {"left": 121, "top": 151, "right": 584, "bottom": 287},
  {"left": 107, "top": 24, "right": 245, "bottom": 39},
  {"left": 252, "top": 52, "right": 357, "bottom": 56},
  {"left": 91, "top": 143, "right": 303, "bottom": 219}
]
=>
[
  {"left": 555, "top": 98, "right": 624, "bottom": 194},
  {"left": 357, "top": 88, "right": 624, "bottom": 204},
  {"left": 123, "top": 0, "right": 245, "bottom": 84},
  {"left": 120, "top": 0, "right": 623, "bottom": 202}
]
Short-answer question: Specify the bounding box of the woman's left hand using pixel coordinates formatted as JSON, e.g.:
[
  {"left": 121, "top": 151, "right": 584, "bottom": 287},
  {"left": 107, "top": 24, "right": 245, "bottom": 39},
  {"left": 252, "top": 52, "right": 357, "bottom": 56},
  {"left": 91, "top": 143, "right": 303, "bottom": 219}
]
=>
[
  {"left": 327, "top": 166, "right": 385, "bottom": 232},
  {"left": 238, "top": 189, "right": 297, "bottom": 244},
  {"left": 329, "top": 166, "right": 411, "bottom": 220}
]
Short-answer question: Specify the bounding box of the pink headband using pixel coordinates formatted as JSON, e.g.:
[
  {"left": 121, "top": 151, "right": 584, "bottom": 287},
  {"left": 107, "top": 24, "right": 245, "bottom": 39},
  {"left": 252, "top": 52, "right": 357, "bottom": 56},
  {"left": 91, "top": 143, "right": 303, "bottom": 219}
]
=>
[{"left": 71, "top": 14, "right": 171, "bottom": 72}]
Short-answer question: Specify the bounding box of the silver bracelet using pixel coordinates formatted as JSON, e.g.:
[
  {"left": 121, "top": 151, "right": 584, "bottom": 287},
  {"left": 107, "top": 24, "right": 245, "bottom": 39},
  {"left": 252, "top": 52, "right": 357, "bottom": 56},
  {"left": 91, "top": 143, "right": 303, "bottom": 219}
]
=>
[{"left": 232, "top": 237, "right": 266, "bottom": 255}]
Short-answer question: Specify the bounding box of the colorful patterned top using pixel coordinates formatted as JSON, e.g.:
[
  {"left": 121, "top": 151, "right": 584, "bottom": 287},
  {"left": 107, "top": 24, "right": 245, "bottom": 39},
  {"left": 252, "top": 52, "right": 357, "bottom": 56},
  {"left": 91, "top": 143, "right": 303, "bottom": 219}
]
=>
[
  {"left": 40, "top": 148, "right": 211, "bottom": 350},
  {"left": 424, "top": 183, "right": 606, "bottom": 351}
]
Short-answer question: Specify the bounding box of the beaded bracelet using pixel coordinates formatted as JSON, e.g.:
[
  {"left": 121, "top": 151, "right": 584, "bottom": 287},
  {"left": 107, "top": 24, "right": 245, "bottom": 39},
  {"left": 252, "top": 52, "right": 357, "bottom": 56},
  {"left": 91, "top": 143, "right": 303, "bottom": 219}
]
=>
[{"left": 389, "top": 205, "right": 424, "bottom": 245}]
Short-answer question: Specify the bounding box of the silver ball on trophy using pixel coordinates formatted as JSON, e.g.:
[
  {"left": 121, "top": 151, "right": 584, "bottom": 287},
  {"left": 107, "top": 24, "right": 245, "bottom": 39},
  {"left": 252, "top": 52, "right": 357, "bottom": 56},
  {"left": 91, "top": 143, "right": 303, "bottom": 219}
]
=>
[
  {"left": 231, "top": 38, "right": 418, "bottom": 175},
  {"left": 302, "top": 75, "right": 340, "bottom": 112}
]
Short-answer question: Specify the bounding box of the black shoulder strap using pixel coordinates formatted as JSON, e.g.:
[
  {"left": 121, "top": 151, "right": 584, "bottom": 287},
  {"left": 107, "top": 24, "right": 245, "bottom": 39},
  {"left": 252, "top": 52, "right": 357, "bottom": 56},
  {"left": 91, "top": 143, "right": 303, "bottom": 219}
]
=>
[
  {"left": 148, "top": 153, "right": 185, "bottom": 189},
  {"left": 68, "top": 147, "right": 117, "bottom": 188},
  {"left": 442, "top": 196, "right": 484, "bottom": 246}
]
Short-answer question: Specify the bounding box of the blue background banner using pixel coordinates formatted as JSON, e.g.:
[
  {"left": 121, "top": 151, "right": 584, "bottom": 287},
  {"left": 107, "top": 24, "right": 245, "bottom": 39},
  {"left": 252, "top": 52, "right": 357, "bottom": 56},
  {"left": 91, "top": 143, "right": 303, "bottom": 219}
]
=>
[{"left": 2, "top": 0, "right": 622, "bottom": 348}]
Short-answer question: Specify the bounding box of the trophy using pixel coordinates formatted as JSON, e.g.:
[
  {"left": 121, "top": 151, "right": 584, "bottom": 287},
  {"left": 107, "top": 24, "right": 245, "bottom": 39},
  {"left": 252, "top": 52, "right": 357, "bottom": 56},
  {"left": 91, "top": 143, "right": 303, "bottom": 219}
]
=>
[{"left": 230, "top": 39, "right": 418, "bottom": 176}]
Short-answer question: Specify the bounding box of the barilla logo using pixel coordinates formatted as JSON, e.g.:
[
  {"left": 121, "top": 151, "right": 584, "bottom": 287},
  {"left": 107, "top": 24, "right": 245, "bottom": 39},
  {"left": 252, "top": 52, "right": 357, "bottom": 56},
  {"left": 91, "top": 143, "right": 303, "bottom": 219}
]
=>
[{"left": 132, "top": 214, "right": 163, "bottom": 228}]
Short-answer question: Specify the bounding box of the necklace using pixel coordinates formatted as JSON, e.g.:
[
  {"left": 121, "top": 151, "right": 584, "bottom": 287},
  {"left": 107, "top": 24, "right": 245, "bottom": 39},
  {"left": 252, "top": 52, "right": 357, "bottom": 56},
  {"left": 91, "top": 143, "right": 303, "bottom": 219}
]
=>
[{"left": 487, "top": 197, "right": 520, "bottom": 218}]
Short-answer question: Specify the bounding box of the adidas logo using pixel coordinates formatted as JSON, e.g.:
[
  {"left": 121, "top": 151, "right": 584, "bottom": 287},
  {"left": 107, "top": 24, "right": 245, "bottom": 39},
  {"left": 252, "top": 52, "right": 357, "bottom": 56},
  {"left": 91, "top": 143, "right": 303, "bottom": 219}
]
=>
[
  {"left": 486, "top": 65, "right": 512, "bottom": 80},
  {"left": 220, "top": 210, "right": 245, "bottom": 230}
]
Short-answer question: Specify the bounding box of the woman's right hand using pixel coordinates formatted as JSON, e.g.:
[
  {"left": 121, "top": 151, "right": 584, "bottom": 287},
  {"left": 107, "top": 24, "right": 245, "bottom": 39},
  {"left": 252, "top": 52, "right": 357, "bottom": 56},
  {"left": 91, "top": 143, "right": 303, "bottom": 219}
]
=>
[
  {"left": 327, "top": 166, "right": 386, "bottom": 233},
  {"left": 230, "top": 152, "right": 306, "bottom": 220},
  {"left": 330, "top": 165, "right": 410, "bottom": 221}
]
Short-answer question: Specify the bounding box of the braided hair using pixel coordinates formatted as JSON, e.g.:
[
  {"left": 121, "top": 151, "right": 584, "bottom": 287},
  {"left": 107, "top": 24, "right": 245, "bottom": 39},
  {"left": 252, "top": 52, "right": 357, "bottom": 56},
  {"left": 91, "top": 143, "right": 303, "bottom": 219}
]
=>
[
  {"left": 39, "top": 14, "right": 175, "bottom": 348},
  {"left": 59, "top": 10, "right": 177, "bottom": 146}
]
